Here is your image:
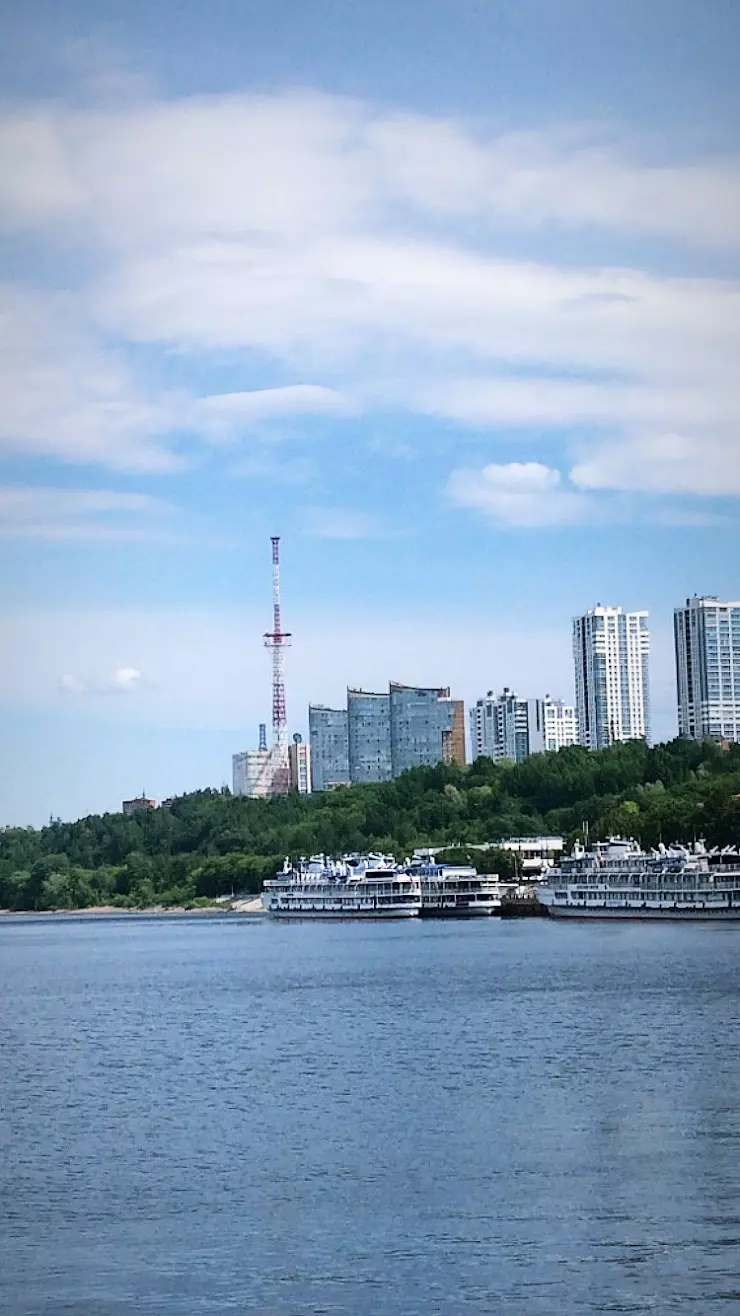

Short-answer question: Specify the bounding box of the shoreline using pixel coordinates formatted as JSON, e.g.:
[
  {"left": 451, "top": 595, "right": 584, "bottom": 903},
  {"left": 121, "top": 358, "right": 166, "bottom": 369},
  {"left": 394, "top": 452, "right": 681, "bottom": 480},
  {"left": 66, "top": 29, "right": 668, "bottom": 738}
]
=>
[{"left": 0, "top": 896, "right": 266, "bottom": 918}]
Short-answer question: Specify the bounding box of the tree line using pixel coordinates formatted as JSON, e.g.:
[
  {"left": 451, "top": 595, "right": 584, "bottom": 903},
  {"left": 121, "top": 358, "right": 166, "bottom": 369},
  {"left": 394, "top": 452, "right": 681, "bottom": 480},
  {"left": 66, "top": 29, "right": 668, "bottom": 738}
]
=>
[{"left": 2, "top": 737, "right": 739, "bottom": 911}]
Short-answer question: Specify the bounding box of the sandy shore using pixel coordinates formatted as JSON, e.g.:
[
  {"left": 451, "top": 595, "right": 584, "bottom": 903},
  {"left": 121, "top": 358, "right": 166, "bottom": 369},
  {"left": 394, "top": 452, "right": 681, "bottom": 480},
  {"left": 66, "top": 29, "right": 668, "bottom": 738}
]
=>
[
  {"left": 230, "top": 896, "right": 265, "bottom": 913},
  {"left": 0, "top": 897, "right": 266, "bottom": 917}
]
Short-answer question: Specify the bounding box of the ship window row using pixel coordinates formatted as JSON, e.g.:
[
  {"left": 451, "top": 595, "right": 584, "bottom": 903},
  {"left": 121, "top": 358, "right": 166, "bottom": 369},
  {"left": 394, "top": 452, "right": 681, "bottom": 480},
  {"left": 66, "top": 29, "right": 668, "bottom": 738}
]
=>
[
  {"left": 568, "top": 890, "right": 733, "bottom": 902},
  {"left": 569, "top": 875, "right": 740, "bottom": 889},
  {"left": 421, "top": 879, "right": 497, "bottom": 893},
  {"left": 275, "top": 895, "right": 416, "bottom": 907},
  {"left": 288, "top": 880, "right": 413, "bottom": 894}
]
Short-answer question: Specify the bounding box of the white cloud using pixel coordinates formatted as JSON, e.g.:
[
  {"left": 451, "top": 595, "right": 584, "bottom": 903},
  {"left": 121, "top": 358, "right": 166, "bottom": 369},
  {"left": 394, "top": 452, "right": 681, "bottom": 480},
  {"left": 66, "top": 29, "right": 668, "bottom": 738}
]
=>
[
  {"left": 0, "top": 88, "right": 738, "bottom": 501},
  {"left": 447, "top": 461, "right": 591, "bottom": 527},
  {"left": 0, "top": 286, "right": 185, "bottom": 471},
  {"left": 365, "top": 115, "right": 740, "bottom": 251},
  {"left": 0, "top": 484, "right": 173, "bottom": 539},
  {"left": 2, "top": 97, "right": 739, "bottom": 252},
  {"left": 0, "top": 287, "right": 353, "bottom": 472},
  {"left": 58, "top": 665, "right": 145, "bottom": 697},
  {"left": 571, "top": 432, "right": 740, "bottom": 496},
  {"left": 408, "top": 375, "right": 740, "bottom": 433},
  {"left": 0, "top": 486, "right": 166, "bottom": 519},
  {"left": 105, "top": 666, "right": 143, "bottom": 693},
  {"left": 199, "top": 384, "right": 355, "bottom": 441}
]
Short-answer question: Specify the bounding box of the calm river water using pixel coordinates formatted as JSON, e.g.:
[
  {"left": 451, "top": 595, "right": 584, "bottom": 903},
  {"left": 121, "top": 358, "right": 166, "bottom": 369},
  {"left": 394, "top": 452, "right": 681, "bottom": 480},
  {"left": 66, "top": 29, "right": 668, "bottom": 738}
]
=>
[{"left": 2, "top": 914, "right": 740, "bottom": 1315}]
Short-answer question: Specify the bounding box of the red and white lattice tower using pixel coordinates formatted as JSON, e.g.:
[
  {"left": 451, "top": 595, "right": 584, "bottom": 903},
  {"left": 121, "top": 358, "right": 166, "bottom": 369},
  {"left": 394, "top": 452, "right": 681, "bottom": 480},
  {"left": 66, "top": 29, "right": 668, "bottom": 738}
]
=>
[{"left": 263, "top": 537, "right": 291, "bottom": 792}]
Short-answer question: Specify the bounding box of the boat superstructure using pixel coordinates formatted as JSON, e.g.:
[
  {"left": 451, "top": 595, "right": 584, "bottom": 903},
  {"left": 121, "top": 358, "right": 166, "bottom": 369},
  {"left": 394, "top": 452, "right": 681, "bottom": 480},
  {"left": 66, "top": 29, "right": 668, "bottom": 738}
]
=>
[
  {"left": 537, "top": 837, "right": 740, "bottom": 919},
  {"left": 262, "top": 853, "right": 422, "bottom": 919},
  {"left": 406, "top": 857, "right": 503, "bottom": 917}
]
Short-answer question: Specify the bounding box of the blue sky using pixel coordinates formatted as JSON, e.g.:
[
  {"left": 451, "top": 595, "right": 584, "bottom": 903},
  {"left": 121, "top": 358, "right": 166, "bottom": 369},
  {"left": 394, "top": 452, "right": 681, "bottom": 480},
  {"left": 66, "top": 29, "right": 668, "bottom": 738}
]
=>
[{"left": 1, "top": 0, "right": 739, "bottom": 825}]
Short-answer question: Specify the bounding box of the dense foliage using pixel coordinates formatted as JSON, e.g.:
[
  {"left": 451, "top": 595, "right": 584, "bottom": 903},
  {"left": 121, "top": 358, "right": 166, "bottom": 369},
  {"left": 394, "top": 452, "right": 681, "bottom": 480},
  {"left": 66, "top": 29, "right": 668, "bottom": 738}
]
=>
[{"left": 2, "top": 738, "right": 740, "bottom": 911}]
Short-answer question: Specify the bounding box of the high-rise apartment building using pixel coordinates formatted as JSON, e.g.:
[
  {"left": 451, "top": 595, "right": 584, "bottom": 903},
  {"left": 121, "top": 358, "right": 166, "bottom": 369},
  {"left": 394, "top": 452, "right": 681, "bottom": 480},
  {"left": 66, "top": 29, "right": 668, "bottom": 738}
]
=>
[
  {"left": 390, "top": 682, "right": 466, "bottom": 774},
  {"left": 347, "top": 689, "right": 392, "bottom": 783},
  {"left": 674, "top": 595, "right": 740, "bottom": 742},
  {"left": 469, "top": 688, "right": 529, "bottom": 762},
  {"left": 308, "top": 705, "right": 350, "bottom": 791},
  {"left": 288, "top": 735, "right": 312, "bottom": 794},
  {"left": 573, "top": 606, "right": 650, "bottom": 750},
  {"left": 469, "top": 690, "right": 576, "bottom": 762},
  {"left": 528, "top": 697, "right": 578, "bottom": 754}
]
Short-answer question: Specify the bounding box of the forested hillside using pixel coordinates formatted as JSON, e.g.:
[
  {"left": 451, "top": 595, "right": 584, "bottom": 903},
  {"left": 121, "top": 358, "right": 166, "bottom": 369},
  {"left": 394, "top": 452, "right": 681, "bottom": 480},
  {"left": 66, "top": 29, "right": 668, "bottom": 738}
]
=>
[{"left": 2, "top": 738, "right": 740, "bottom": 911}]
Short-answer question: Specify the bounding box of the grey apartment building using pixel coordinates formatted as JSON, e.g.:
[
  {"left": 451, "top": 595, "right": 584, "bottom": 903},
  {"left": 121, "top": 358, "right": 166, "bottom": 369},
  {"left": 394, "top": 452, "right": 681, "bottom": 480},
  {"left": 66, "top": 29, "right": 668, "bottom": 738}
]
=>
[
  {"left": 307, "top": 705, "right": 351, "bottom": 792},
  {"left": 309, "top": 682, "right": 465, "bottom": 790}
]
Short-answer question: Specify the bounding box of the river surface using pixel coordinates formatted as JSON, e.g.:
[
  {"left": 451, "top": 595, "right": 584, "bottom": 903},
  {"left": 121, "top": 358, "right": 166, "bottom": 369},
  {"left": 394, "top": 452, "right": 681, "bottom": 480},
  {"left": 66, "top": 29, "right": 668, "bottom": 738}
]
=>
[{"left": 2, "top": 915, "right": 740, "bottom": 1315}]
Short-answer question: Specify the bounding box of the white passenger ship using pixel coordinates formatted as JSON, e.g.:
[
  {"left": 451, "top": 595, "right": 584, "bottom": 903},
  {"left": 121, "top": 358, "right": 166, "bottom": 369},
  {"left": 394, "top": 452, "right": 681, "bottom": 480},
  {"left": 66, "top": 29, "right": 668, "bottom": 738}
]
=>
[
  {"left": 262, "top": 854, "right": 422, "bottom": 919},
  {"left": 537, "top": 838, "right": 740, "bottom": 919},
  {"left": 407, "top": 856, "right": 503, "bottom": 916}
]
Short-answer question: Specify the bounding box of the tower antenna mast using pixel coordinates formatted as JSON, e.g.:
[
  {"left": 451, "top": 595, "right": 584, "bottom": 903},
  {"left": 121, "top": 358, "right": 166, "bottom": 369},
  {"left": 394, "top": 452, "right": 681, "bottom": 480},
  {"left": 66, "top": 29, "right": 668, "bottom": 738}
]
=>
[{"left": 264, "top": 536, "right": 291, "bottom": 750}]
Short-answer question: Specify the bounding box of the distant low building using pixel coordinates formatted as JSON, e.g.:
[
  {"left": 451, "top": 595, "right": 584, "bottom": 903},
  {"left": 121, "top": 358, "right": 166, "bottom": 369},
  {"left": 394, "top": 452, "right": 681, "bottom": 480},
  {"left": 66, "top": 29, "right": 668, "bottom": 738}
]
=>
[
  {"left": 122, "top": 795, "right": 156, "bottom": 814},
  {"left": 232, "top": 748, "right": 272, "bottom": 798},
  {"left": 497, "top": 836, "right": 564, "bottom": 878}
]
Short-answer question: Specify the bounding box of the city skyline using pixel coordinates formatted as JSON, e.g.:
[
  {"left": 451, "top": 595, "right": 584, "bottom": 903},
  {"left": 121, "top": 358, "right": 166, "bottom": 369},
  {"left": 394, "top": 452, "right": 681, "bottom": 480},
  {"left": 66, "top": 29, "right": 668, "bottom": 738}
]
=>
[
  {"left": 2, "top": 1, "right": 738, "bottom": 824},
  {"left": 4, "top": 575, "right": 738, "bottom": 822}
]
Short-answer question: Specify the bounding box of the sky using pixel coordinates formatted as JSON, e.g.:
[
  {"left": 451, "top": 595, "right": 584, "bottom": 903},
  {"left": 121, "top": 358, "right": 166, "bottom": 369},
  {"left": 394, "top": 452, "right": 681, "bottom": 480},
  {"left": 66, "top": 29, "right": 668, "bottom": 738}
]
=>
[{"left": 1, "top": 0, "right": 739, "bottom": 825}]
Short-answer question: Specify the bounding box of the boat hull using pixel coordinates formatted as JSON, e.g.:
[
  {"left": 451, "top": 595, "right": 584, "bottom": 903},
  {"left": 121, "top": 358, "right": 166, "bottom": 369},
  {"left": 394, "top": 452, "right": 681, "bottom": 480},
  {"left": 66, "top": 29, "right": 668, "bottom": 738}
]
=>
[
  {"left": 545, "top": 903, "right": 740, "bottom": 920},
  {"left": 264, "top": 906, "right": 420, "bottom": 920},
  {"left": 419, "top": 903, "right": 499, "bottom": 917}
]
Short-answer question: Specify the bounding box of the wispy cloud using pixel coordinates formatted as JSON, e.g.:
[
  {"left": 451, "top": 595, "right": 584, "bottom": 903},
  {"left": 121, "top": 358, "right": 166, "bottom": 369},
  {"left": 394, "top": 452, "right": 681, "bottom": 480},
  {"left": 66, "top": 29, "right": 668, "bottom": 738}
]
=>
[
  {"left": 59, "top": 665, "right": 147, "bottom": 697},
  {"left": 571, "top": 432, "right": 740, "bottom": 496},
  {"left": 0, "top": 485, "right": 174, "bottom": 540},
  {"left": 199, "top": 384, "right": 356, "bottom": 442},
  {"left": 0, "top": 87, "right": 737, "bottom": 508},
  {"left": 2, "top": 97, "right": 739, "bottom": 250},
  {"left": 447, "top": 461, "right": 591, "bottom": 528}
]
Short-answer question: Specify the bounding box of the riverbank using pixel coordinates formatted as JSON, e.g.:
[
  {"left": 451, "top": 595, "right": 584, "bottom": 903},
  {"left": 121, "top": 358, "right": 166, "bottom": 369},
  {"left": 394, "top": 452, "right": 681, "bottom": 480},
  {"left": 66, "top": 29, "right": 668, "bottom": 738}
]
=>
[{"left": 0, "top": 896, "right": 266, "bottom": 917}]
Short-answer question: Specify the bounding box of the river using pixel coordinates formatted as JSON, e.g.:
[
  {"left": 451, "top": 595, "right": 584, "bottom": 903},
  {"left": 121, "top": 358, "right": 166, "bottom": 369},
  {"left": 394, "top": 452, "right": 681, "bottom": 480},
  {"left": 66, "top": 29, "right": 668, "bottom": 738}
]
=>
[{"left": 2, "top": 914, "right": 740, "bottom": 1314}]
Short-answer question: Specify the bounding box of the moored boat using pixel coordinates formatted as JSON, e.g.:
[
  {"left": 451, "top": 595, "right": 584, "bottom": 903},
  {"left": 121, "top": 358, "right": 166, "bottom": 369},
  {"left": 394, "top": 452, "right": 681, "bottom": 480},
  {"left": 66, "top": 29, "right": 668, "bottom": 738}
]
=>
[
  {"left": 537, "top": 838, "right": 740, "bottom": 919},
  {"left": 406, "top": 858, "right": 503, "bottom": 916},
  {"left": 262, "top": 853, "right": 421, "bottom": 919}
]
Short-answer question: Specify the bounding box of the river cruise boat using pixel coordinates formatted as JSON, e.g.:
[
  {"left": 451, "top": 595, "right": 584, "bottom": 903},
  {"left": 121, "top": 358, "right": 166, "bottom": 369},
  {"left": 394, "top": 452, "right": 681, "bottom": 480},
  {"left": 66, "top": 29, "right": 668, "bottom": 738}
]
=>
[
  {"left": 262, "top": 853, "right": 422, "bottom": 919},
  {"left": 406, "top": 858, "right": 503, "bottom": 916},
  {"left": 537, "top": 837, "right": 740, "bottom": 919}
]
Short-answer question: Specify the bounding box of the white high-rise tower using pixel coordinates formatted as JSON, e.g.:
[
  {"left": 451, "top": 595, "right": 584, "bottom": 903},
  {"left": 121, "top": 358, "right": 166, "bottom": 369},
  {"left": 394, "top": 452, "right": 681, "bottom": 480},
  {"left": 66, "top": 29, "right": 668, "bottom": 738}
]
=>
[
  {"left": 674, "top": 595, "right": 740, "bottom": 742},
  {"left": 573, "top": 606, "right": 651, "bottom": 750}
]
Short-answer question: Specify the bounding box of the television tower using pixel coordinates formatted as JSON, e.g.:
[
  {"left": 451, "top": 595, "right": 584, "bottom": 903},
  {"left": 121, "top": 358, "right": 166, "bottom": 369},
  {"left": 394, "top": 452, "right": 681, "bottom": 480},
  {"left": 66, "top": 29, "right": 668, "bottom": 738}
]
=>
[{"left": 263, "top": 537, "right": 291, "bottom": 791}]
